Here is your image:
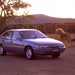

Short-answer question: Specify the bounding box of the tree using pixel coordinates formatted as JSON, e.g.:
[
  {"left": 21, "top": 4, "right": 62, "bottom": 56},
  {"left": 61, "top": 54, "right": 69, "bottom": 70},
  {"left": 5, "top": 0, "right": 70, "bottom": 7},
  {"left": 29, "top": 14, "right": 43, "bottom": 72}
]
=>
[
  {"left": 12, "top": 0, "right": 34, "bottom": 27},
  {"left": 0, "top": 0, "right": 31, "bottom": 16},
  {"left": 0, "top": 0, "right": 33, "bottom": 31}
]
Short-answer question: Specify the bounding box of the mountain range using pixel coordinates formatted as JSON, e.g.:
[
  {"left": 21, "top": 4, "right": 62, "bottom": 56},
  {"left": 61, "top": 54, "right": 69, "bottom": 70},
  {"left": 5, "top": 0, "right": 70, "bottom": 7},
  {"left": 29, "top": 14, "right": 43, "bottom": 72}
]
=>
[
  {"left": 7, "top": 14, "right": 75, "bottom": 25},
  {"left": 28, "top": 14, "right": 75, "bottom": 24}
]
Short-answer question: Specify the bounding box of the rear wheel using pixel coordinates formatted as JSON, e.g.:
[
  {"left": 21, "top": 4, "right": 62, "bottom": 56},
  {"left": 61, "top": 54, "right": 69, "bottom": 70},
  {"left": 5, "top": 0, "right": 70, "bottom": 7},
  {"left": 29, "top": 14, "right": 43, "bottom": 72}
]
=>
[
  {"left": 52, "top": 53, "right": 60, "bottom": 58},
  {"left": 0, "top": 45, "right": 6, "bottom": 55},
  {"left": 25, "top": 47, "right": 35, "bottom": 60}
]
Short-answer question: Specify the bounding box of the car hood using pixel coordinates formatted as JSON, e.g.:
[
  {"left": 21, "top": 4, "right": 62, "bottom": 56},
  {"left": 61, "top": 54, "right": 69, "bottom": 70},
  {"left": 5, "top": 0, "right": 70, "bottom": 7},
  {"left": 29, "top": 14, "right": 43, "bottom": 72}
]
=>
[{"left": 23, "top": 38, "right": 64, "bottom": 45}]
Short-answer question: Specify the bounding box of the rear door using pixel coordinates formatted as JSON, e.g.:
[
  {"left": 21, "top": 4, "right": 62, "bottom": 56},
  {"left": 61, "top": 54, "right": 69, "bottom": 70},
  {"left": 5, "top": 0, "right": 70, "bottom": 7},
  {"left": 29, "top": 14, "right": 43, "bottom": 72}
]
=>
[{"left": 0, "top": 31, "right": 13, "bottom": 51}]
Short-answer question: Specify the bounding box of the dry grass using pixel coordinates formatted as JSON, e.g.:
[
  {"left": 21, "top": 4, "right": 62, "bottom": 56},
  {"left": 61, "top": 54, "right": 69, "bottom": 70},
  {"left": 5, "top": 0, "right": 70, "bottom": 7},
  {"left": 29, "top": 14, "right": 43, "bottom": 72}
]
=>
[
  {"left": 46, "top": 33, "right": 75, "bottom": 47},
  {"left": 46, "top": 34, "right": 60, "bottom": 40},
  {"left": 46, "top": 33, "right": 75, "bottom": 40}
]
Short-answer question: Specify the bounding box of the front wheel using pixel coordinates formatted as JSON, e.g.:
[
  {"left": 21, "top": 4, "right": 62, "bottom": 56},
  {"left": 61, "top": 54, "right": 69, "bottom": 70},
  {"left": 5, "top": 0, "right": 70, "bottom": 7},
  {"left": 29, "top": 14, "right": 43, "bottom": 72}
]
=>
[
  {"left": 0, "top": 45, "right": 6, "bottom": 55},
  {"left": 25, "top": 47, "right": 35, "bottom": 60}
]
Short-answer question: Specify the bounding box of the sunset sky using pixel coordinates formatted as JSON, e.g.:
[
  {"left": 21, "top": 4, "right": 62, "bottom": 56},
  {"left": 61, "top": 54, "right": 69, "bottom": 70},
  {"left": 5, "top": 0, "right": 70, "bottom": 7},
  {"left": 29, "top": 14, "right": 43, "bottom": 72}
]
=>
[{"left": 21, "top": 0, "right": 75, "bottom": 18}]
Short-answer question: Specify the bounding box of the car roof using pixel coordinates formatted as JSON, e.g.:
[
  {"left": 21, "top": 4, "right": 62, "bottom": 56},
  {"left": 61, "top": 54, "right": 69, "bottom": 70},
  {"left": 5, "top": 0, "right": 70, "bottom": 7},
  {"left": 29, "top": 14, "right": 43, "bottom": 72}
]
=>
[{"left": 7, "top": 29, "right": 38, "bottom": 32}]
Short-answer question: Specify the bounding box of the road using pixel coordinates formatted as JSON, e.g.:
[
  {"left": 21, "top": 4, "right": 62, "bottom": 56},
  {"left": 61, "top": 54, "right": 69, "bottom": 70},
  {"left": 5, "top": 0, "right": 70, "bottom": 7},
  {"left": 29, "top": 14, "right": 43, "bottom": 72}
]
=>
[{"left": 0, "top": 47, "right": 75, "bottom": 75}]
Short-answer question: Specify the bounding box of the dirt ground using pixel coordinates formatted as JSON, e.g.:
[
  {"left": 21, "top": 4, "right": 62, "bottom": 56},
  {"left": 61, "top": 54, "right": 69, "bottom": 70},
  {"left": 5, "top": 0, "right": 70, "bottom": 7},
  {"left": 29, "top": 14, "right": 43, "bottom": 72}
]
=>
[{"left": 0, "top": 47, "right": 75, "bottom": 75}]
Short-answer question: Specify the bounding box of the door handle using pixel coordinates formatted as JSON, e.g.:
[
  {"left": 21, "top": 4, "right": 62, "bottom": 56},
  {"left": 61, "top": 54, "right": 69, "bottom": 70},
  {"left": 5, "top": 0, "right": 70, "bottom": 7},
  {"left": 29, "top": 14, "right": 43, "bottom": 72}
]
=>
[
  {"left": 2, "top": 40, "right": 4, "bottom": 42},
  {"left": 11, "top": 41, "right": 12, "bottom": 43}
]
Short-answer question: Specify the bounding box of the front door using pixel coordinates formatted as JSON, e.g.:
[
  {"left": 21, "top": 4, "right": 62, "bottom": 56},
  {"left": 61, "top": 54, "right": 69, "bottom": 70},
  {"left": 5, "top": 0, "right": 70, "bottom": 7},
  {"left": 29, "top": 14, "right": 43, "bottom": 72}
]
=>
[{"left": 11, "top": 31, "right": 24, "bottom": 53}]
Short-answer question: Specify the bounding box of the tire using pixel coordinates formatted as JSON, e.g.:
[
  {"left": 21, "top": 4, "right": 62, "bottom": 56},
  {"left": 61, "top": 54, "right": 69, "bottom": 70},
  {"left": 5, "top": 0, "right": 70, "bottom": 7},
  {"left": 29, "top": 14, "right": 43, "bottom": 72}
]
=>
[
  {"left": 0, "top": 45, "right": 6, "bottom": 55},
  {"left": 52, "top": 53, "right": 60, "bottom": 58},
  {"left": 25, "top": 47, "right": 35, "bottom": 60}
]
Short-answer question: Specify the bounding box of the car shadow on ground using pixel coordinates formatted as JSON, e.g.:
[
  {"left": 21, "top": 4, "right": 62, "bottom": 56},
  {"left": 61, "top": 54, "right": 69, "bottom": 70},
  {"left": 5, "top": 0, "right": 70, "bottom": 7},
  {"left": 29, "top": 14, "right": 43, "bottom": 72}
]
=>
[{"left": 4, "top": 53, "right": 63, "bottom": 61}]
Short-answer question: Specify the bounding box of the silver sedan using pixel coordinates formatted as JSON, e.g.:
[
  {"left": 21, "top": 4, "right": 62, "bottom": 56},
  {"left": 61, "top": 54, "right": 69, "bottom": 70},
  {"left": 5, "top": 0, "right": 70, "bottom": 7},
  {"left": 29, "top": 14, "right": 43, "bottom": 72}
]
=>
[{"left": 0, "top": 29, "right": 66, "bottom": 59}]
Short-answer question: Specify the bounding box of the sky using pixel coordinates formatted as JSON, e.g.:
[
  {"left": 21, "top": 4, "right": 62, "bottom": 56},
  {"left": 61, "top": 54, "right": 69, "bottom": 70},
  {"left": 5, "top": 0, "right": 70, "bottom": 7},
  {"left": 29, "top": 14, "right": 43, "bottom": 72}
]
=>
[{"left": 21, "top": 0, "right": 75, "bottom": 18}]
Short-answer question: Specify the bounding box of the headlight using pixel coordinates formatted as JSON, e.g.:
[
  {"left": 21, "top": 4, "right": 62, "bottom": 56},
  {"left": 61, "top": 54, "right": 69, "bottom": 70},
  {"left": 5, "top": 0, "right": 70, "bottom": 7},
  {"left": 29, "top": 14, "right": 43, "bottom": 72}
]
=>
[{"left": 35, "top": 45, "right": 48, "bottom": 48}]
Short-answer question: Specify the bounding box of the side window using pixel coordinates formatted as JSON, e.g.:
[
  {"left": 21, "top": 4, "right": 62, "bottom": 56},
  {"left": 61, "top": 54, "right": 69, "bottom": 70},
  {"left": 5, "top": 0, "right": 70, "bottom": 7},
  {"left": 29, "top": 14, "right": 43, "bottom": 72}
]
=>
[
  {"left": 12, "top": 32, "right": 20, "bottom": 40},
  {"left": 1, "top": 31, "right": 12, "bottom": 40}
]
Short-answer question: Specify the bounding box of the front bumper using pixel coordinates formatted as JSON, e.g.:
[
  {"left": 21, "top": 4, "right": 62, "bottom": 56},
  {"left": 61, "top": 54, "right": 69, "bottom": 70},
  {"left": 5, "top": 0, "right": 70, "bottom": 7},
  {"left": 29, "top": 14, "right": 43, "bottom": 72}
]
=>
[{"left": 33, "top": 47, "right": 65, "bottom": 55}]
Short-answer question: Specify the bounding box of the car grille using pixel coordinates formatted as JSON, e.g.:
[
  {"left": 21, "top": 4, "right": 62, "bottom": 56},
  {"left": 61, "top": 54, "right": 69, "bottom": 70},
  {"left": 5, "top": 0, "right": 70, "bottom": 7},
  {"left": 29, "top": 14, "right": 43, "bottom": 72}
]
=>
[
  {"left": 45, "top": 46, "right": 60, "bottom": 54},
  {"left": 48, "top": 46, "right": 59, "bottom": 50}
]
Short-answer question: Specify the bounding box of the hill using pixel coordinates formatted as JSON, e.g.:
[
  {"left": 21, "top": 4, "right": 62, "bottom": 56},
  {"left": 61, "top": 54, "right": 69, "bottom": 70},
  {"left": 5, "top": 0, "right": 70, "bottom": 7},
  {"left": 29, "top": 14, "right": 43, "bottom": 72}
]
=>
[
  {"left": 7, "top": 14, "right": 75, "bottom": 25},
  {"left": 28, "top": 14, "right": 75, "bottom": 24}
]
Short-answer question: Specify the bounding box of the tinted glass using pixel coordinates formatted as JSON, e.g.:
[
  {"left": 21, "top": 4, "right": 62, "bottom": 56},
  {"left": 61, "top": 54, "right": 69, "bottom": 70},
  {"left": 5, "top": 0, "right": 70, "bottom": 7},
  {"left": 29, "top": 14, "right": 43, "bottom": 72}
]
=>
[
  {"left": 0, "top": 31, "right": 12, "bottom": 40},
  {"left": 12, "top": 32, "right": 20, "bottom": 40},
  {"left": 20, "top": 30, "right": 47, "bottom": 39}
]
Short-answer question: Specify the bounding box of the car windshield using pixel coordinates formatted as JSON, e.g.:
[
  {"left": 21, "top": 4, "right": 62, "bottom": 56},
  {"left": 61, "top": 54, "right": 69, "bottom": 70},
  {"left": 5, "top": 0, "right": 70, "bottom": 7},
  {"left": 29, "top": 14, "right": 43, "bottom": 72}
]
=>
[{"left": 20, "top": 30, "right": 47, "bottom": 39}]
